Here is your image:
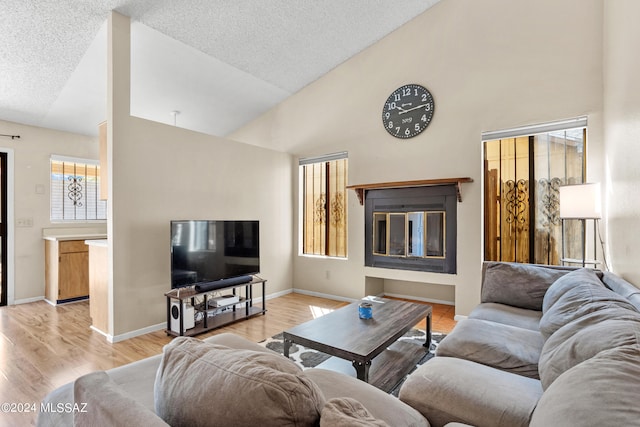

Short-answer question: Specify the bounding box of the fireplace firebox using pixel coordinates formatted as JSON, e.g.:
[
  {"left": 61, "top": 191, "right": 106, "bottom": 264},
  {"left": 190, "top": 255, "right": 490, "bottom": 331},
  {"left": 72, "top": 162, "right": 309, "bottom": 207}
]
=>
[{"left": 364, "top": 185, "right": 457, "bottom": 274}]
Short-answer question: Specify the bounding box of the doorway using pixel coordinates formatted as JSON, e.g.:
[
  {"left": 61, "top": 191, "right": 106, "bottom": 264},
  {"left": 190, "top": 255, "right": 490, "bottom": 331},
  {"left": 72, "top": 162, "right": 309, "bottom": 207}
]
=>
[{"left": 0, "top": 152, "right": 7, "bottom": 306}]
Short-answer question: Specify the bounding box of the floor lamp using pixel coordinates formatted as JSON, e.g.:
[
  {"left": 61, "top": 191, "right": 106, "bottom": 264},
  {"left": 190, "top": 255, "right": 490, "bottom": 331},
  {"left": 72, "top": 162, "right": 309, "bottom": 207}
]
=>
[{"left": 559, "top": 183, "right": 602, "bottom": 267}]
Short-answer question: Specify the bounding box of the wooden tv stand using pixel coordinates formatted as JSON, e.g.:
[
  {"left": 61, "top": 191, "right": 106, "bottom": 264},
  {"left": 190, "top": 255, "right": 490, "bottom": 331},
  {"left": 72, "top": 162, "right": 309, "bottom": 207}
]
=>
[{"left": 164, "top": 276, "right": 267, "bottom": 337}]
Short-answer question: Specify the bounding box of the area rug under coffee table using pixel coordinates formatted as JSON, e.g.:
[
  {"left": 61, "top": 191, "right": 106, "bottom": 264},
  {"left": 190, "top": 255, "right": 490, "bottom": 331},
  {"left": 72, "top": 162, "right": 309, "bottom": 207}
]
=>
[
  {"left": 261, "top": 329, "right": 445, "bottom": 396},
  {"left": 279, "top": 298, "right": 432, "bottom": 393}
]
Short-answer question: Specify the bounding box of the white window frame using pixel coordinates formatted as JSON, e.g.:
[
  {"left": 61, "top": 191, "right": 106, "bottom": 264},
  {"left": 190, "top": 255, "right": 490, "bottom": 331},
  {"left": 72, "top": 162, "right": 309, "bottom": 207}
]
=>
[{"left": 50, "top": 155, "right": 106, "bottom": 222}]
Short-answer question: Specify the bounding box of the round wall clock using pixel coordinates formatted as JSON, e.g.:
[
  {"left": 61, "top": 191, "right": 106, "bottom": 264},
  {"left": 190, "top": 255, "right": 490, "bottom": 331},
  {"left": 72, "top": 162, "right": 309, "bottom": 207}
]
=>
[{"left": 382, "top": 84, "right": 435, "bottom": 139}]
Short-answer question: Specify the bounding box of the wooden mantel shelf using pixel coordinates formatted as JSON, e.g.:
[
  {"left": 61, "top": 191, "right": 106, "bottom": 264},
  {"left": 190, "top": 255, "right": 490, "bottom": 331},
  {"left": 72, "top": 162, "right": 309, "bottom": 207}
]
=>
[{"left": 346, "top": 177, "right": 473, "bottom": 205}]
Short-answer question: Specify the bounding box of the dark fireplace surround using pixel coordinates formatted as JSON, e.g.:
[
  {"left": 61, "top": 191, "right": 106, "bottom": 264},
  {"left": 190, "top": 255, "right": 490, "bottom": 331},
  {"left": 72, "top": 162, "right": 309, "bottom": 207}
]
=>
[{"left": 364, "top": 185, "right": 458, "bottom": 274}]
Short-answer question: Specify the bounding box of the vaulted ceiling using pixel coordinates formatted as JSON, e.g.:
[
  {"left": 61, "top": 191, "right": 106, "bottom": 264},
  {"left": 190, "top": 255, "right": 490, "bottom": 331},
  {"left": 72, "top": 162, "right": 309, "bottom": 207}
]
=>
[{"left": 0, "top": 0, "right": 441, "bottom": 138}]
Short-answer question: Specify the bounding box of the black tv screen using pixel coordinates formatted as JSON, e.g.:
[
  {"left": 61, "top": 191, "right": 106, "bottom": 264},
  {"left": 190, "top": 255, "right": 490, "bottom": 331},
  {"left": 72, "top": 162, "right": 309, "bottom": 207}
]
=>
[{"left": 170, "top": 220, "right": 260, "bottom": 289}]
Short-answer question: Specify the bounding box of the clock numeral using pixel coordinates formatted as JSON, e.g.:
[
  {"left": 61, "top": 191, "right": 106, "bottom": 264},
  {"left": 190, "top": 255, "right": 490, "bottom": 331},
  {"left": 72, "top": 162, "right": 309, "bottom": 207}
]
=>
[
  {"left": 415, "top": 124, "right": 420, "bottom": 132},
  {"left": 394, "top": 94, "right": 401, "bottom": 102},
  {"left": 388, "top": 121, "right": 393, "bottom": 129},
  {"left": 385, "top": 112, "right": 390, "bottom": 119},
  {"left": 405, "top": 128, "right": 411, "bottom": 136},
  {"left": 395, "top": 127, "right": 401, "bottom": 134},
  {"left": 421, "top": 114, "right": 427, "bottom": 122},
  {"left": 387, "top": 102, "right": 397, "bottom": 110},
  {"left": 425, "top": 104, "right": 431, "bottom": 111},
  {"left": 402, "top": 88, "right": 411, "bottom": 97},
  {"left": 422, "top": 94, "right": 428, "bottom": 102}
]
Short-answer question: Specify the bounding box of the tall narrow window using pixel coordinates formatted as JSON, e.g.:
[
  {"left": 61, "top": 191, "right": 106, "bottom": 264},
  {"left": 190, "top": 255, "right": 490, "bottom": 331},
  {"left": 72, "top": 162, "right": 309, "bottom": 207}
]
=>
[
  {"left": 51, "top": 156, "right": 107, "bottom": 221},
  {"left": 483, "top": 117, "right": 586, "bottom": 265},
  {"left": 300, "top": 152, "right": 348, "bottom": 257}
]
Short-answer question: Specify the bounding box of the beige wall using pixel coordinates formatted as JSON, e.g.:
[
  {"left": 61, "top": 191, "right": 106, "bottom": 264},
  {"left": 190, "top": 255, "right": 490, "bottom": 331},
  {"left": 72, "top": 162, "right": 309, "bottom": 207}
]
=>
[
  {"left": 603, "top": 0, "right": 640, "bottom": 286},
  {"left": 107, "top": 13, "right": 293, "bottom": 339},
  {"left": 0, "top": 119, "right": 100, "bottom": 303},
  {"left": 231, "top": 0, "right": 605, "bottom": 316}
]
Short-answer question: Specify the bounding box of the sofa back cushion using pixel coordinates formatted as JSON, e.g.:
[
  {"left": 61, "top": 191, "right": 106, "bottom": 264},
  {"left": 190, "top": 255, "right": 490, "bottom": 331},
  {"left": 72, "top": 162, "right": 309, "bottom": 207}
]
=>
[
  {"left": 539, "top": 271, "right": 637, "bottom": 340},
  {"left": 531, "top": 345, "right": 640, "bottom": 427},
  {"left": 481, "top": 262, "right": 573, "bottom": 311},
  {"left": 541, "top": 268, "right": 602, "bottom": 313},
  {"left": 538, "top": 316, "right": 640, "bottom": 389},
  {"left": 154, "top": 337, "right": 325, "bottom": 427}
]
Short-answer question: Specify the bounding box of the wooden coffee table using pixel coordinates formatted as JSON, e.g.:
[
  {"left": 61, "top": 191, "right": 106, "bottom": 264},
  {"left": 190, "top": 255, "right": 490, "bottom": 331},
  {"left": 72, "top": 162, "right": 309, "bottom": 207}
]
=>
[{"left": 283, "top": 297, "right": 432, "bottom": 392}]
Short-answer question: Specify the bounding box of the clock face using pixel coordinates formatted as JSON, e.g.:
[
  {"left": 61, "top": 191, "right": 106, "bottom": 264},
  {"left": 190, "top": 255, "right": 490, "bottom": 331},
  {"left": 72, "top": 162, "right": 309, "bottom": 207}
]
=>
[{"left": 382, "top": 84, "right": 435, "bottom": 139}]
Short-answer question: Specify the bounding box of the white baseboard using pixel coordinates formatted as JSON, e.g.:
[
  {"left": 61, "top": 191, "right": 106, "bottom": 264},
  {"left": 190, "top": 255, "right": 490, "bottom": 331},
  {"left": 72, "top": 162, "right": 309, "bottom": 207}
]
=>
[
  {"left": 110, "top": 322, "right": 165, "bottom": 343},
  {"left": 382, "top": 292, "right": 455, "bottom": 306},
  {"left": 90, "top": 325, "right": 112, "bottom": 341},
  {"left": 292, "top": 288, "right": 358, "bottom": 303},
  {"left": 454, "top": 314, "right": 468, "bottom": 322},
  {"left": 14, "top": 296, "right": 45, "bottom": 305},
  {"left": 265, "top": 288, "right": 293, "bottom": 300}
]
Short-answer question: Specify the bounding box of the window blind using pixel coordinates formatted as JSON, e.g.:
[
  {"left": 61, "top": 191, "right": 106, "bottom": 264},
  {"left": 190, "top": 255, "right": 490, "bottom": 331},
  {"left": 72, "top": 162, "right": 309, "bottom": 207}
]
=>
[{"left": 50, "top": 156, "right": 106, "bottom": 221}]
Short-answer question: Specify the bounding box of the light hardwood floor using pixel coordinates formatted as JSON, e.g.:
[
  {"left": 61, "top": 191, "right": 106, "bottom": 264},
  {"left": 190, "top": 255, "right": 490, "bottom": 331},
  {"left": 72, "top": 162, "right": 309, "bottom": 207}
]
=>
[{"left": 0, "top": 292, "right": 455, "bottom": 426}]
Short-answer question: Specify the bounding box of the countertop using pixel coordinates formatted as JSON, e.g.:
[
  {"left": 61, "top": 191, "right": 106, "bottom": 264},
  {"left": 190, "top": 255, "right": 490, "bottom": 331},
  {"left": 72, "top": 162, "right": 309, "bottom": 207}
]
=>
[
  {"left": 84, "top": 239, "right": 108, "bottom": 247},
  {"left": 43, "top": 234, "right": 107, "bottom": 241}
]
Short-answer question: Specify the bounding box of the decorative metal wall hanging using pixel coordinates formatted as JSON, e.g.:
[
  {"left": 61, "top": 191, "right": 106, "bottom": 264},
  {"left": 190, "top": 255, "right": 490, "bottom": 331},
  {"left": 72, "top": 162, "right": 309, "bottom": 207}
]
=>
[
  {"left": 67, "top": 176, "right": 84, "bottom": 207},
  {"left": 504, "top": 179, "right": 529, "bottom": 225}
]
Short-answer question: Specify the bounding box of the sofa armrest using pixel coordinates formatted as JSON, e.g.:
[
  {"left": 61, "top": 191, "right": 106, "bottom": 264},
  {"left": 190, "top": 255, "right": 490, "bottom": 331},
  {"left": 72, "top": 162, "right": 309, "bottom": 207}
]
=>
[
  {"left": 36, "top": 382, "right": 74, "bottom": 427},
  {"left": 399, "top": 357, "right": 542, "bottom": 427},
  {"left": 203, "top": 332, "right": 278, "bottom": 353},
  {"left": 74, "top": 371, "right": 168, "bottom": 426}
]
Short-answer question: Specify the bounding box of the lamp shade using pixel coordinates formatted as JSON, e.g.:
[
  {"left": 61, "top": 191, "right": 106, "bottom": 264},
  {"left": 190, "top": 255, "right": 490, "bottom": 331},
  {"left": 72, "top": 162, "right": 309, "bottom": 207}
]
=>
[{"left": 559, "top": 183, "right": 602, "bottom": 219}]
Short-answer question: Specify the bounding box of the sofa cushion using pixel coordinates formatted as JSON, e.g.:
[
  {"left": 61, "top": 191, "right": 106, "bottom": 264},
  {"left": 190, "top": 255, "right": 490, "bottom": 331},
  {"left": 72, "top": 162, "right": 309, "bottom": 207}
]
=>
[
  {"left": 481, "top": 262, "right": 571, "bottom": 310},
  {"left": 541, "top": 268, "right": 603, "bottom": 313},
  {"left": 399, "top": 356, "right": 543, "bottom": 427},
  {"left": 74, "top": 371, "right": 168, "bottom": 426},
  {"left": 530, "top": 344, "right": 640, "bottom": 427},
  {"left": 154, "top": 337, "right": 325, "bottom": 427},
  {"left": 435, "top": 318, "right": 544, "bottom": 379},
  {"left": 539, "top": 278, "right": 638, "bottom": 340},
  {"left": 320, "top": 398, "right": 390, "bottom": 427},
  {"left": 305, "top": 368, "right": 429, "bottom": 427},
  {"left": 468, "top": 302, "right": 541, "bottom": 330},
  {"left": 539, "top": 317, "right": 640, "bottom": 389}
]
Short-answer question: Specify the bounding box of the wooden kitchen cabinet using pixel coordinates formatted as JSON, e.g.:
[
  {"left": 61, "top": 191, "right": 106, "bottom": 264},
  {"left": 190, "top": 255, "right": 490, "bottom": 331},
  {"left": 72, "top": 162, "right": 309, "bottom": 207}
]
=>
[{"left": 45, "top": 239, "right": 90, "bottom": 304}]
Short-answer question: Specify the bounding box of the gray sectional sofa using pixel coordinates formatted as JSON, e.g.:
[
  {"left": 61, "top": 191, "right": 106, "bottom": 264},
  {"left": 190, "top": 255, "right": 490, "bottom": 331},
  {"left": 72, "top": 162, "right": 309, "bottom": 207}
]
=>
[
  {"left": 398, "top": 262, "right": 640, "bottom": 427},
  {"left": 38, "top": 261, "right": 640, "bottom": 426},
  {"left": 37, "top": 332, "right": 429, "bottom": 427}
]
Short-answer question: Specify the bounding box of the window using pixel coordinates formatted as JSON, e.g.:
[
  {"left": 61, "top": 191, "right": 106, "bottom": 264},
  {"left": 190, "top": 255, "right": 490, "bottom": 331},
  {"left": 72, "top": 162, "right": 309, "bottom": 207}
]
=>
[
  {"left": 50, "top": 156, "right": 106, "bottom": 221},
  {"left": 300, "top": 152, "right": 348, "bottom": 257},
  {"left": 483, "top": 117, "right": 587, "bottom": 265}
]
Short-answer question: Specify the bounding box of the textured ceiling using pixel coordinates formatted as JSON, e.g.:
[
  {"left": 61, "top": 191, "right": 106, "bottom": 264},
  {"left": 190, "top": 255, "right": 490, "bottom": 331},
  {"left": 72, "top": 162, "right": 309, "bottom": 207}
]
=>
[{"left": 0, "top": 0, "right": 441, "bottom": 138}]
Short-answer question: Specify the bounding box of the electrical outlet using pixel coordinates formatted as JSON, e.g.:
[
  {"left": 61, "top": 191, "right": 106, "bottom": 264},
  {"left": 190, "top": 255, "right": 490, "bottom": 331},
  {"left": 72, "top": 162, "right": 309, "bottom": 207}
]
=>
[{"left": 16, "top": 218, "right": 34, "bottom": 227}]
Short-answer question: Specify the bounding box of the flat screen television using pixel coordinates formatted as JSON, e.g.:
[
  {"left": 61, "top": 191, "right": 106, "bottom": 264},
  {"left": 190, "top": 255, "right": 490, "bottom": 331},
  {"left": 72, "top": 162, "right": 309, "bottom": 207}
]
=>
[{"left": 170, "top": 220, "right": 260, "bottom": 289}]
